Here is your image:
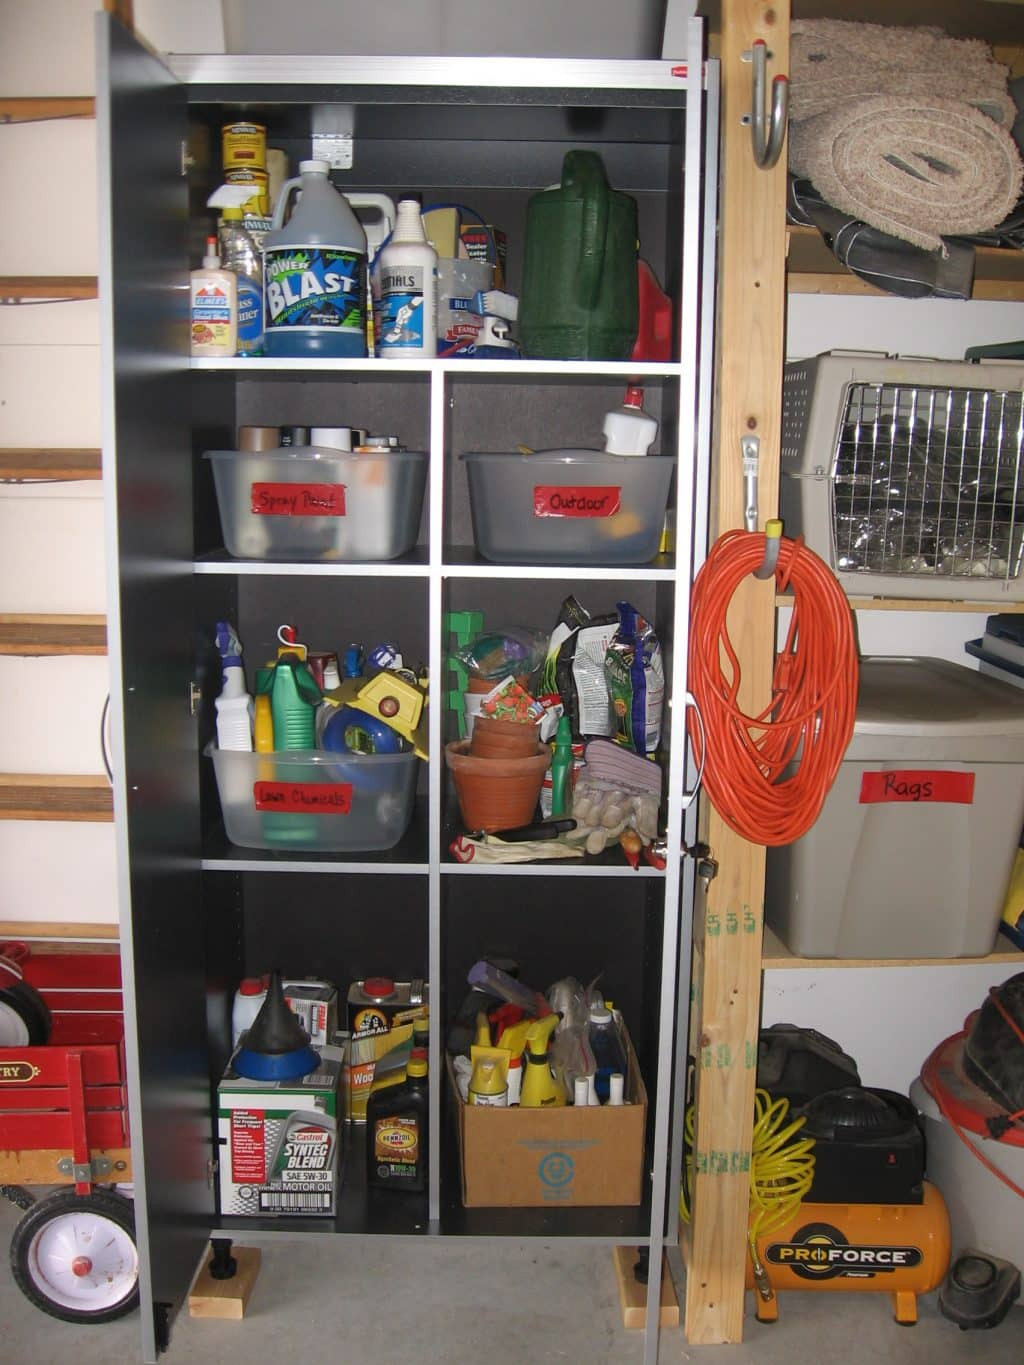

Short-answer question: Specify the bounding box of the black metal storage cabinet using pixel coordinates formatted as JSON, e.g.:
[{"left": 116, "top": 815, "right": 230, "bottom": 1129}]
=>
[{"left": 96, "top": 13, "right": 717, "bottom": 1360}]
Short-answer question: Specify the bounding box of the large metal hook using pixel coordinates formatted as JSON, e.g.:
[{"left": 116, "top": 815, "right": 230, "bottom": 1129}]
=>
[{"left": 741, "top": 39, "right": 788, "bottom": 170}]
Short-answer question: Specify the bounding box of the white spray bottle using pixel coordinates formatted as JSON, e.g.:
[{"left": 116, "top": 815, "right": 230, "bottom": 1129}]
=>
[
  {"left": 215, "top": 621, "right": 254, "bottom": 752},
  {"left": 374, "top": 199, "right": 438, "bottom": 358}
]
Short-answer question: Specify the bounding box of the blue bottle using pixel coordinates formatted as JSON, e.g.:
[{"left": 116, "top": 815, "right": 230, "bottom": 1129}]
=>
[
  {"left": 262, "top": 160, "right": 369, "bottom": 359},
  {"left": 588, "top": 1001, "right": 628, "bottom": 1103}
]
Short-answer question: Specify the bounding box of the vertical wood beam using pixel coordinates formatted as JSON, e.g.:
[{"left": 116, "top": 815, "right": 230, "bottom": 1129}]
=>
[{"left": 685, "top": 0, "right": 790, "bottom": 1344}]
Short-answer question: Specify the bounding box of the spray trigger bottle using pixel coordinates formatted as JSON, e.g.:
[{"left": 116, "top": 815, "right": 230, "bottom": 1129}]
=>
[
  {"left": 519, "top": 1014, "right": 566, "bottom": 1108},
  {"left": 215, "top": 622, "right": 254, "bottom": 751}
]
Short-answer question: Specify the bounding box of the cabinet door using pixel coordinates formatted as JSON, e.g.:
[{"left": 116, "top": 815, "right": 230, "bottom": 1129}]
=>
[{"left": 96, "top": 16, "right": 208, "bottom": 1357}]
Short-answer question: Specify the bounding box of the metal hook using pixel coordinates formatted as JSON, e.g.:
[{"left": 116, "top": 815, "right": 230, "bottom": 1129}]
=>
[{"left": 741, "top": 40, "right": 788, "bottom": 170}]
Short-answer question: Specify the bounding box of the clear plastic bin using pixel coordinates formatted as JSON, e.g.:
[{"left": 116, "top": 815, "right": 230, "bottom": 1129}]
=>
[
  {"left": 205, "top": 447, "right": 427, "bottom": 561},
  {"left": 461, "top": 449, "right": 674, "bottom": 565},
  {"left": 207, "top": 743, "right": 418, "bottom": 851}
]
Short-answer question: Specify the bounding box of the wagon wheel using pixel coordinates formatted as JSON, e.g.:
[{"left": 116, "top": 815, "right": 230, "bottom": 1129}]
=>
[{"left": 10, "top": 1189, "right": 139, "bottom": 1323}]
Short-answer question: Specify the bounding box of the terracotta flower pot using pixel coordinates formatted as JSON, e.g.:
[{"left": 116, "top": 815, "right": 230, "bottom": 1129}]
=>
[
  {"left": 465, "top": 673, "right": 531, "bottom": 695},
  {"left": 468, "top": 714, "right": 541, "bottom": 759},
  {"left": 445, "top": 740, "right": 550, "bottom": 833}
]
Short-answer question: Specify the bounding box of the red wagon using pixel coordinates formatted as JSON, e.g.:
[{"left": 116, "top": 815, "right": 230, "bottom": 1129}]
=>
[{"left": 0, "top": 942, "right": 139, "bottom": 1322}]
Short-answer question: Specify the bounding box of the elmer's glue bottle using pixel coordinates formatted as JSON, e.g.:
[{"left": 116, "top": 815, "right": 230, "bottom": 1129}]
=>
[
  {"left": 263, "top": 159, "right": 369, "bottom": 358},
  {"left": 190, "top": 236, "right": 237, "bottom": 358}
]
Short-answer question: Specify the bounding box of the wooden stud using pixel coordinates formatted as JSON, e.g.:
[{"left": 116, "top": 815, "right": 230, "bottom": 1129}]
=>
[
  {"left": 0, "top": 277, "right": 98, "bottom": 302},
  {"left": 0, "top": 98, "right": 95, "bottom": 124},
  {"left": 685, "top": 0, "right": 790, "bottom": 1346},
  {"left": 613, "top": 1247, "right": 680, "bottom": 1330},
  {"left": 0, "top": 449, "right": 102, "bottom": 482},
  {"left": 0, "top": 615, "right": 107, "bottom": 656},
  {"left": 0, "top": 775, "right": 113, "bottom": 822},
  {"left": 188, "top": 1246, "right": 262, "bottom": 1320},
  {"left": 0, "top": 921, "right": 119, "bottom": 946}
]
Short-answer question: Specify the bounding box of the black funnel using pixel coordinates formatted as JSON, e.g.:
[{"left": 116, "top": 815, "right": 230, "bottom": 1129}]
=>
[{"left": 233, "top": 970, "right": 319, "bottom": 1081}]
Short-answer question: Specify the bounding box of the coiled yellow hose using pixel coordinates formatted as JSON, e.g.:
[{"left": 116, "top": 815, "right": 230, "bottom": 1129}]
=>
[{"left": 679, "top": 1088, "right": 816, "bottom": 1300}]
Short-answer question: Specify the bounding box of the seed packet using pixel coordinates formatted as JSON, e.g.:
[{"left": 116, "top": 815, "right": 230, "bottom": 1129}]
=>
[
  {"left": 604, "top": 602, "right": 664, "bottom": 755},
  {"left": 480, "top": 675, "right": 545, "bottom": 724}
]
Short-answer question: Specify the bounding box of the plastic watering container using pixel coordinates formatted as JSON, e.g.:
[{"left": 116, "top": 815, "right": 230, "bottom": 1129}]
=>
[
  {"left": 262, "top": 159, "right": 394, "bottom": 358},
  {"left": 518, "top": 150, "right": 639, "bottom": 361}
]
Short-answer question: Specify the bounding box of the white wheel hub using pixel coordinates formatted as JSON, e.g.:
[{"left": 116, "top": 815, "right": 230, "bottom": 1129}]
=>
[{"left": 28, "top": 1208, "right": 138, "bottom": 1312}]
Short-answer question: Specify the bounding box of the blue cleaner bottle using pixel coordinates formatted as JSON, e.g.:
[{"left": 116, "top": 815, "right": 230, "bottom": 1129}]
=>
[{"left": 262, "top": 159, "right": 370, "bottom": 359}]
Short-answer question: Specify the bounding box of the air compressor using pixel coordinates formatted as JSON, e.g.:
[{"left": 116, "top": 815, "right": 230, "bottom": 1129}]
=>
[{"left": 747, "top": 1085, "right": 951, "bottom": 1324}]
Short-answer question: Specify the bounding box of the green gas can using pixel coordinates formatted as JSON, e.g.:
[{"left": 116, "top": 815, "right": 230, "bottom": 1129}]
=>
[{"left": 518, "top": 150, "right": 639, "bottom": 361}]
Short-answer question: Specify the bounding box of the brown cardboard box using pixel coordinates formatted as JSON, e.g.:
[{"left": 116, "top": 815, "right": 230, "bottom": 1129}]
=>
[{"left": 449, "top": 1028, "right": 647, "bottom": 1207}]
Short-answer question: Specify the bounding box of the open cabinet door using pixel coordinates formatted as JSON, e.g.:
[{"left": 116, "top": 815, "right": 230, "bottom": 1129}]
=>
[{"left": 96, "top": 14, "right": 207, "bottom": 1360}]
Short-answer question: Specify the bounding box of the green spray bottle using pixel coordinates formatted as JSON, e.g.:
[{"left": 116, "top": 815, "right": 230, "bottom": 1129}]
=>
[
  {"left": 549, "top": 714, "right": 574, "bottom": 817},
  {"left": 260, "top": 651, "right": 322, "bottom": 750}
]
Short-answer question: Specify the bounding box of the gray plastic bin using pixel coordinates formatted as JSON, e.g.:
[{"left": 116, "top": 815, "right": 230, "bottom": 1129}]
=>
[
  {"left": 462, "top": 449, "right": 674, "bottom": 565},
  {"left": 765, "top": 658, "right": 1024, "bottom": 959}
]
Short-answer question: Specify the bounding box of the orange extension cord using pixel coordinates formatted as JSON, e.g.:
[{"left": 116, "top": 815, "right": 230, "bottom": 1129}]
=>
[{"left": 688, "top": 528, "right": 859, "bottom": 847}]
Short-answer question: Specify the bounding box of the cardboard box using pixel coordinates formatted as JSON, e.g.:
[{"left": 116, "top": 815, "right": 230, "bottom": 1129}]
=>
[
  {"left": 449, "top": 1029, "right": 647, "bottom": 1207},
  {"left": 458, "top": 224, "right": 507, "bottom": 290},
  {"left": 217, "top": 1044, "right": 344, "bottom": 1217}
]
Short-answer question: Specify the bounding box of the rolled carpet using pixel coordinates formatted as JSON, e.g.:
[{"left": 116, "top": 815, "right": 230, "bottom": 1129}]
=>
[{"left": 789, "top": 94, "right": 1024, "bottom": 252}]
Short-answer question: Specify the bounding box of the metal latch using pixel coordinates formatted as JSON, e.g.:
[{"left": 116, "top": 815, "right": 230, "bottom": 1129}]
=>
[
  {"left": 57, "top": 1154, "right": 115, "bottom": 1182},
  {"left": 683, "top": 841, "right": 719, "bottom": 892},
  {"left": 207, "top": 1156, "right": 218, "bottom": 1189},
  {"left": 189, "top": 680, "right": 202, "bottom": 717}
]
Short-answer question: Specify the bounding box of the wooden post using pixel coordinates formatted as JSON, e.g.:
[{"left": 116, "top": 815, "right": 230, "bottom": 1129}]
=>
[{"left": 684, "top": 0, "right": 790, "bottom": 1344}]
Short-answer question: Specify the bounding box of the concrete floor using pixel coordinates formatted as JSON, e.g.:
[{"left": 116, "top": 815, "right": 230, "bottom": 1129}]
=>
[{"left": 3, "top": 1195, "right": 1023, "bottom": 1364}]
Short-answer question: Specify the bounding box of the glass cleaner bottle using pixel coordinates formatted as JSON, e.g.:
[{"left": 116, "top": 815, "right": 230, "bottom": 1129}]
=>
[{"left": 218, "top": 207, "right": 263, "bottom": 356}]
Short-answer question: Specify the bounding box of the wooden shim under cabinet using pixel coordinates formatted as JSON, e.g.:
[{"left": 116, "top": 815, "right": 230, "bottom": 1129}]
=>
[
  {"left": 0, "top": 448, "right": 102, "bottom": 481},
  {"left": 762, "top": 926, "right": 1024, "bottom": 970},
  {"left": 0, "top": 98, "right": 95, "bottom": 124},
  {"left": 0, "top": 775, "right": 113, "bottom": 822},
  {"left": 0, "top": 614, "right": 107, "bottom": 655},
  {"left": 613, "top": 1247, "right": 680, "bottom": 1330},
  {"left": 0, "top": 276, "right": 98, "bottom": 302}
]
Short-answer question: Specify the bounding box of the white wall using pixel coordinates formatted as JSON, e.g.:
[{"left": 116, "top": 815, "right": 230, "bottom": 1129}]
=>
[{"left": 762, "top": 292, "right": 1024, "bottom": 1093}]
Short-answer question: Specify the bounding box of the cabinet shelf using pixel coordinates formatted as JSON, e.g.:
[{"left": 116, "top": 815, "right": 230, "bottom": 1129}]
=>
[
  {"left": 786, "top": 225, "right": 1024, "bottom": 302},
  {"left": 0, "top": 276, "right": 98, "bottom": 302},
  {"left": 191, "top": 357, "right": 686, "bottom": 379},
  {"left": 0, "top": 614, "right": 107, "bottom": 656},
  {"left": 194, "top": 551, "right": 430, "bottom": 577},
  {"left": 0, "top": 448, "right": 102, "bottom": 481},
  {"left": 762, "top": 926, "right": 1024, "bottom": 970},
  {"left": 0, "top": 775, "right": 113, "bottom": 822}
]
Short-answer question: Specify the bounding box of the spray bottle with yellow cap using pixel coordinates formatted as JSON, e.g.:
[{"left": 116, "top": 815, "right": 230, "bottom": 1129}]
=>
[{"left": 519, "top": 1014, "right": 566, "bottom": 1108}]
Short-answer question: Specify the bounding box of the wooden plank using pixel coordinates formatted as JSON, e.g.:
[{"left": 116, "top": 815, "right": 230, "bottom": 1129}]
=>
[
  {"left": 0, "top": 614, "right": 107, "bottom": 656},
  {"left": 613, "top": 1247, "right": 679, "bottom": 1329},
  {"left": 0, "top": 775, "right": 113, "bottom": 822},
  {"left": 686, "top": 0, "right": 790, "bottom": 1345},
  {"left": 0, "top": 449, "right": 102, "bottom": 481},
  {"left": 0, "top": 921, "right": 118, "bottom": 944},
  {"left": 762, "top": 925, "right": 1024, "bottom": 970},
  {"left": 0, "top": 1146, "right": 131, "bottom": 1185},
  {"left": 779, "top": 594, "right": 1024, "bottom": 614},
  {"left": 786, "top": 226, "right": 1024, "bottom": 302},
  {"left": 0, "top": 277, "right": 98, "bottom": 302},
  {"left": 0, "top": 98, "right": 95, "bottom": 124},
  {"left": 188, "top": 1246, "right": 262, "bottom": 1320}
]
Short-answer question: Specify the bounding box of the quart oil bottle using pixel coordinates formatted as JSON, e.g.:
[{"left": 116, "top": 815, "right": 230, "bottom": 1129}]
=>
[{"left": 366, "top": 1051, "right": 428, "bottom": 1192}]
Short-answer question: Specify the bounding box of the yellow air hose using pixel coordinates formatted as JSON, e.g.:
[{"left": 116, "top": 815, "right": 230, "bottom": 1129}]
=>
[{"left": 679, "top": 1088, "right": 816, "bottom": 1304}]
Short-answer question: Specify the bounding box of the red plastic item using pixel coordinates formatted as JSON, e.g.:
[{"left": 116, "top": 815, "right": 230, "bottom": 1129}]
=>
[{"left": 630, "top": 259, "right": 673, "bottom": 362}]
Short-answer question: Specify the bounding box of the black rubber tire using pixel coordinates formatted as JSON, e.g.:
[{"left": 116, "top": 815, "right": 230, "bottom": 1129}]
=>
[{"left": 10, "top": 1189, "right": 139, "bottom": 1323}]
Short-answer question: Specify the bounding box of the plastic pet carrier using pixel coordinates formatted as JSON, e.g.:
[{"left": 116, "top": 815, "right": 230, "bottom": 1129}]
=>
[{"left": 781, "top": 353, "right": 1024, "bottom": 601}]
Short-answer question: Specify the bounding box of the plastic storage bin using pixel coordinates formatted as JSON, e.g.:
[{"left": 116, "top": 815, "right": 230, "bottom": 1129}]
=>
[
  {"left": 765, "top": 657, "right": 1024, "bottom": 959},
  {"left": 205, "top": 447, "right": 427, "bottom": 561},
  {"left": 461, "top": 449, "right": 674, "bottom": 565},
  {"left": 207, "top": 743, "right": 418, "bottom": 851}
]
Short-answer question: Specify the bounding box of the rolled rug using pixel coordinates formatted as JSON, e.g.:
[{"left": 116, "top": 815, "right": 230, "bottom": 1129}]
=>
[{"left": 789, "top": 94, "right": 1024, "bottom": 252}]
